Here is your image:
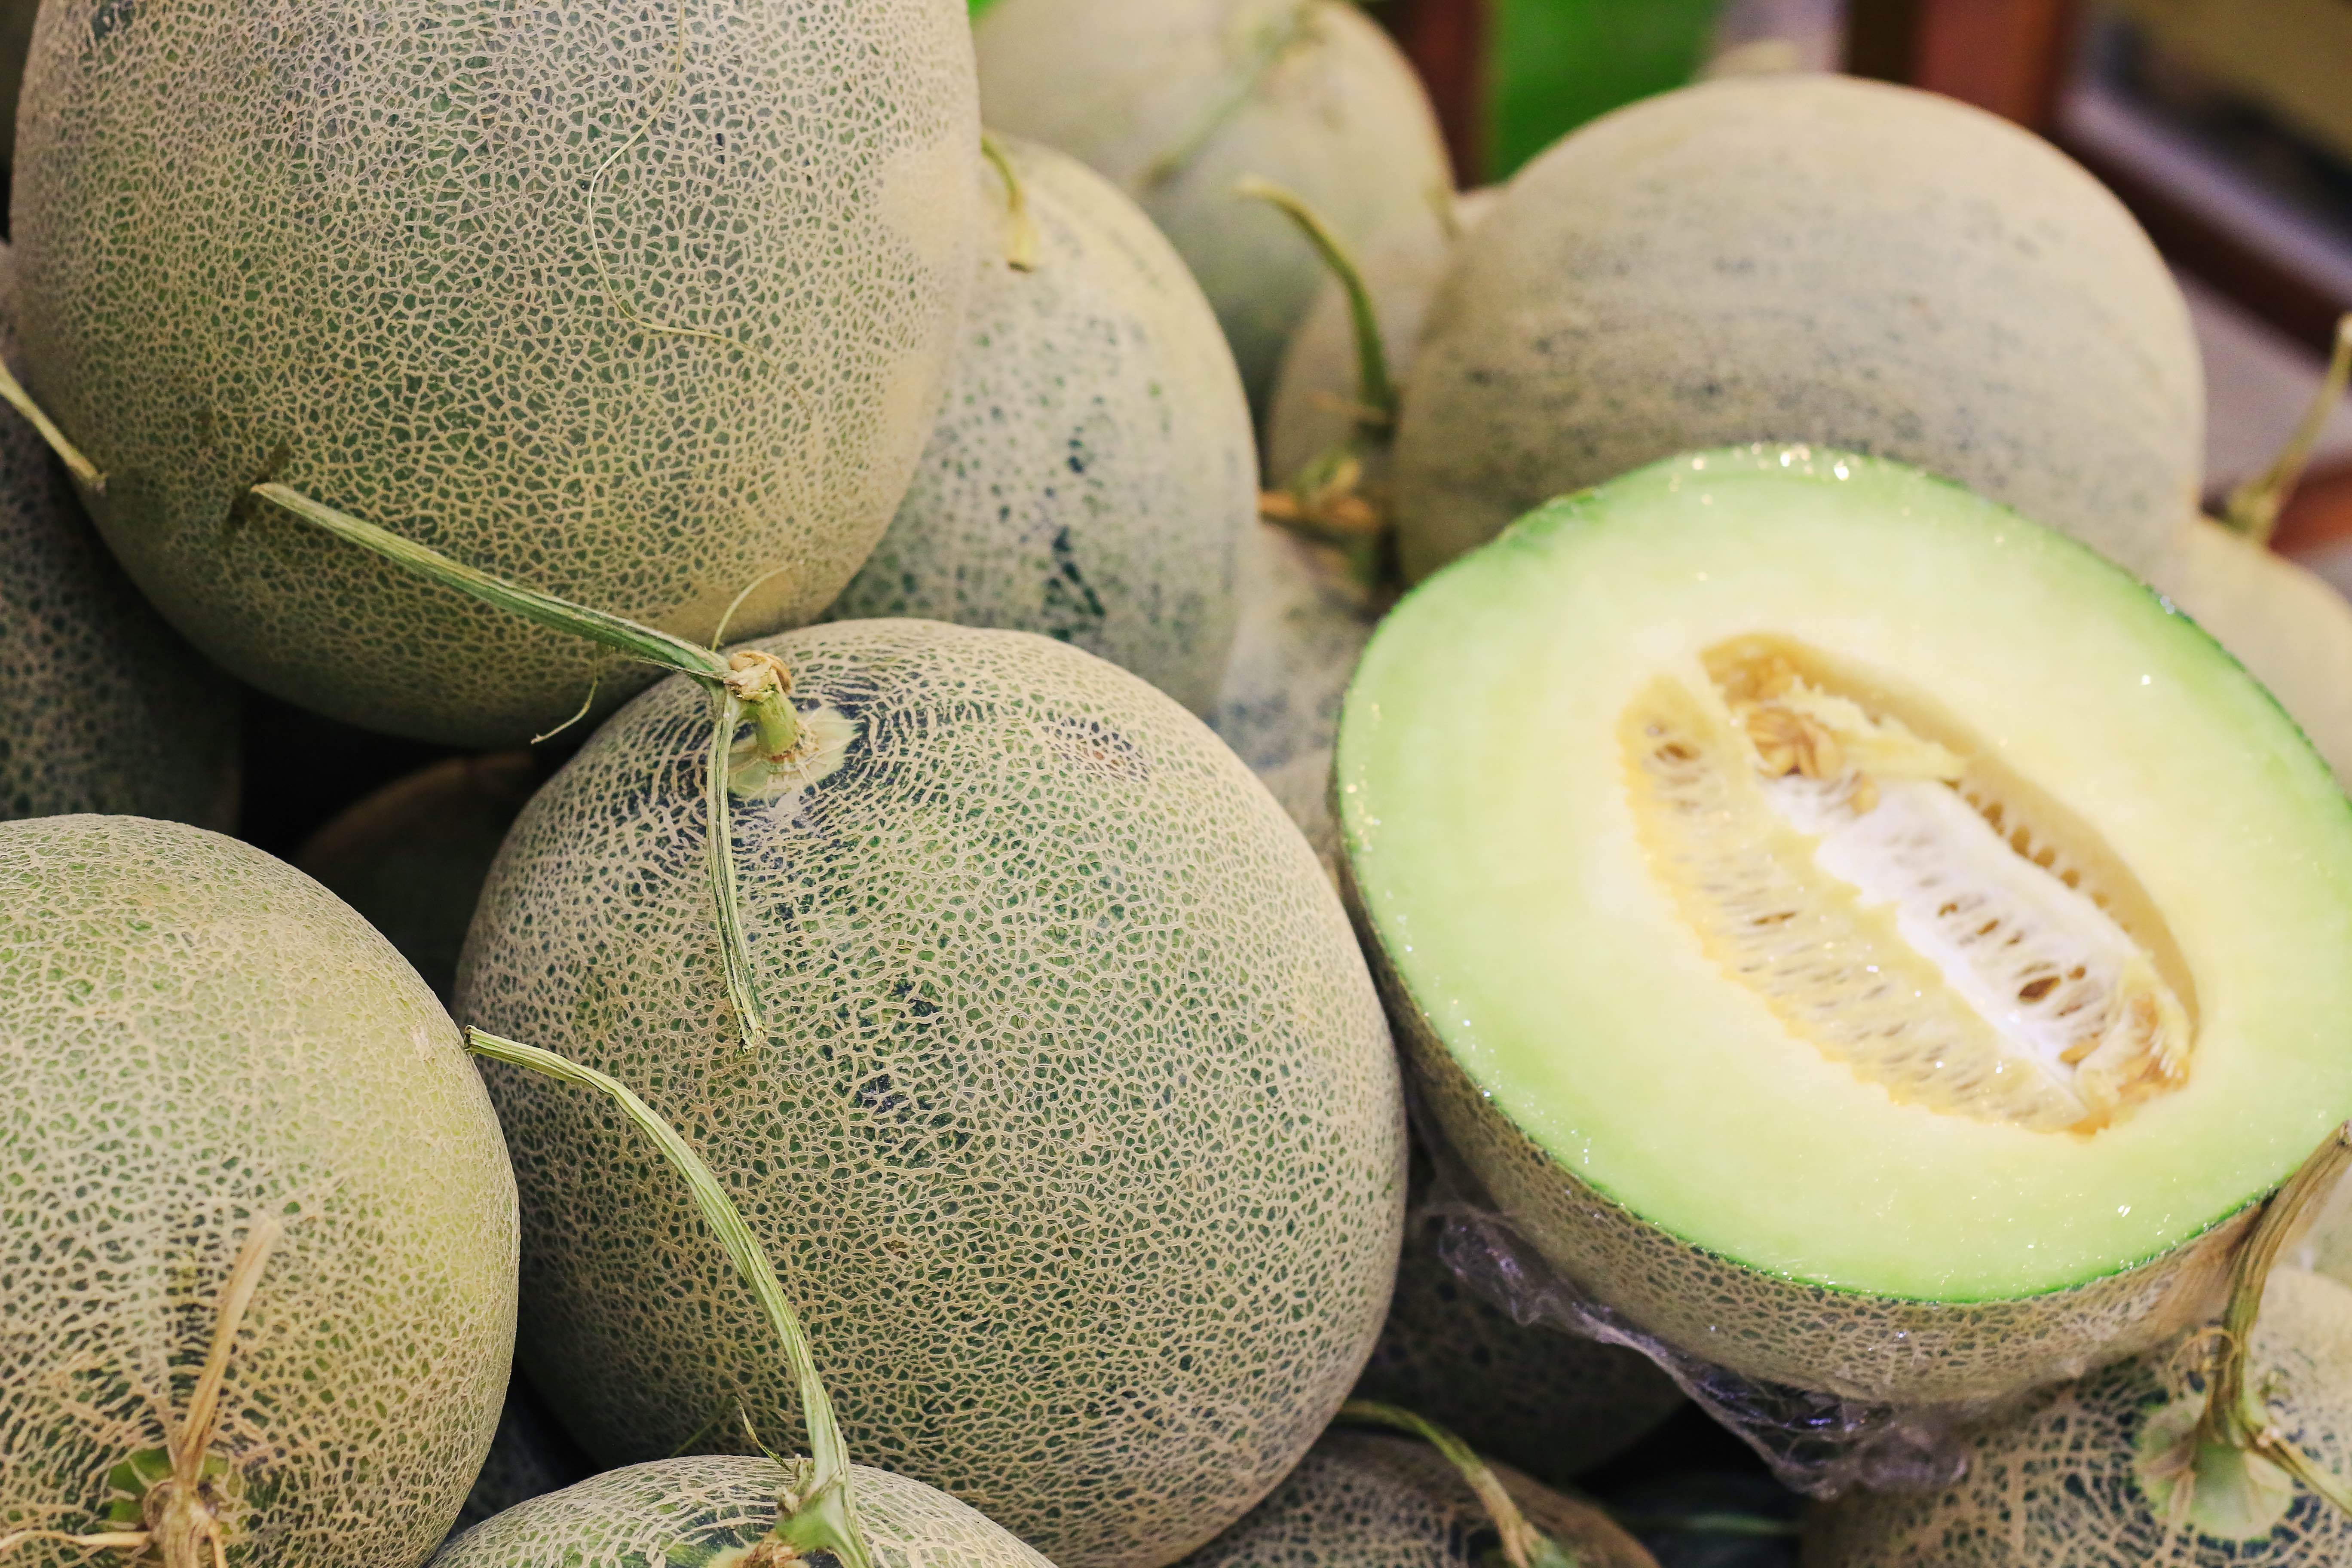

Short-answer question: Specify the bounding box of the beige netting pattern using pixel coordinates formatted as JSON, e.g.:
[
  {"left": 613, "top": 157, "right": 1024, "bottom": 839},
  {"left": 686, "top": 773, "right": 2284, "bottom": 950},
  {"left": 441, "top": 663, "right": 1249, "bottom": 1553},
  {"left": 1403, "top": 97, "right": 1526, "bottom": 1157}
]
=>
[
  {"left": 1176, "top": 1432, "right": 1655, "bottom": 1568},
  {"left": 12, "top": 0, "right": 978, "bottom": 746},
  {"left": 458, "top": 620, "right": 1405, "bottom": 1568},
  {"left": 436, "top": 1454, "right": 1055, "bottom": 1568},
  {"left": 1807, "top": 1268, "right": 2352, "bottom": 1566},
  {"left": 0, "top": 815, "right": 518, "bottom": 1568},
  {"left": 828, "top": 135, "right": 1255, "bottom": 718},
  {"left": 0, "top": 245, "right": 236, "bottom": 828}
]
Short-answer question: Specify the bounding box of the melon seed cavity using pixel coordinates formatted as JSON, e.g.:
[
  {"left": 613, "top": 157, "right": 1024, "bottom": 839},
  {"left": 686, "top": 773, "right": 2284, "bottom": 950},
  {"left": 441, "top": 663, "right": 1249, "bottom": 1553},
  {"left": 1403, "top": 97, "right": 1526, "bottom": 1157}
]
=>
[{"left": 1623, "top": 634, "right": 2194, "bottom": 1134}]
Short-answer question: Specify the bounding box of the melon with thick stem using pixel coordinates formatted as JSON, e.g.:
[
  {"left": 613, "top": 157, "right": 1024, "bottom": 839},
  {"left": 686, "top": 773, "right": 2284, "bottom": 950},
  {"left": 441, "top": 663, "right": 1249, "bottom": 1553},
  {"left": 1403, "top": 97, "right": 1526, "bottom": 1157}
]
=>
[
  {"left": 0, "top": 815, "right": 518, "bottom": 1568},
  {"left": 1341, "top": 446, "right": 2352, "bottom": 1406},
  {"left": 973, "top": 0, "right": 1452, "bottom": 420},
  {"left": 0, "top": 244, "right": 236, "bottom": 828},
  {"left": 458, "top": 619, "right": 1404, "bottom": 1568},
  {"left": 825, "top": 134, "right": 1254, "bottom": 715},
  {"left": 435, "top": 1455, "right": 1053, "bottom": 1568},
  {"left": 1803, "top": 1268, "right": 2352, "bottom": 1566},
  {"left": 1175, "top": 1431, "right": 1657, "bottom": 1568},
  {"left": 11, "top": 0, "right": 978, "bottom": 746},
  {"left": 1392, "top": 75, "right": 2202, "bottom": 584}
]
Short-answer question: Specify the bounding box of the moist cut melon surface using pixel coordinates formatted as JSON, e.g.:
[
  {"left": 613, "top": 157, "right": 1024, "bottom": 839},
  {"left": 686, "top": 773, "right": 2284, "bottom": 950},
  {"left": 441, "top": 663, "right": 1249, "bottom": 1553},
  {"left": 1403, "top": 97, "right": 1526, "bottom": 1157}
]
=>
[{"left": 1339, "top": 447, "right": 2352, "bottom": 1391}]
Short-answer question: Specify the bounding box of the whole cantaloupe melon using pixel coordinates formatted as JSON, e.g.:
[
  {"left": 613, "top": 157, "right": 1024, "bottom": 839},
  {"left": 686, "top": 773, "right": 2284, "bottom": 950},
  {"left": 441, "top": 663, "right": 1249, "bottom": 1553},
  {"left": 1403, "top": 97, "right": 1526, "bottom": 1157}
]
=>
[
  {"left": 974, "top": 0, "right": 1452, "bottom": 419},
  {"left": 0, "top": 815, "right": 518, "bottom": 1568},
  {"left": 459, "top": 619, "right": 1405, "bottom": 1568},
  {"left": 826, "top": 134, "right": 1255, "bottom": 715},
  {"left": 1175, "top": 1431, "right": 1657, "bottom": 1568},
  {"left": 1805, "top": 1268, "right": 2352, "bottom": 1566},
  {"left": 437, "top": 1455, "right": 1054, "bottom": 1568},
  {"left": 12, "top": 0, "right": 979, "bottom": 745},
  {"left": 1393, "top": 75, "right": 2202, "bottom": 582},
  {"left": 0, "top": 245, "right": 236, "bottom": 827}
]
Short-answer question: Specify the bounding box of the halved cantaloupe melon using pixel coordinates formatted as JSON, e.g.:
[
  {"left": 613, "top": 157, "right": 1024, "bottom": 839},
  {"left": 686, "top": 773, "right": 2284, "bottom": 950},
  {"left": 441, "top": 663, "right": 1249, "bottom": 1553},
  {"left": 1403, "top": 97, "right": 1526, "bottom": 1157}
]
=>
[{"left": 1338, "top": 446, "right": 2352, "bottom": 1404}]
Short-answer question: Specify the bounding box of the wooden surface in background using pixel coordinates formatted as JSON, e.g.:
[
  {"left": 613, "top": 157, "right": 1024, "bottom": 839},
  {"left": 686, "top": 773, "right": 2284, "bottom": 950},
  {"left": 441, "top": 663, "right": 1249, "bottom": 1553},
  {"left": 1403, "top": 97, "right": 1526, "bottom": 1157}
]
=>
[{"left": 1378, "top": 0, "right": 1488, "bottom": 187}]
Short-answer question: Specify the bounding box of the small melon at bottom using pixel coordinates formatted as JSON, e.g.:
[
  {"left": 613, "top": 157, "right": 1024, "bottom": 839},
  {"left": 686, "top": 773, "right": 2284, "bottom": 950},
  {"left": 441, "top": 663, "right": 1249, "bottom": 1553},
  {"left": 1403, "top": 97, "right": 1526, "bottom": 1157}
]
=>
[{"left": 1340, "top": 446, "right": 2352, "bottom": 1406}]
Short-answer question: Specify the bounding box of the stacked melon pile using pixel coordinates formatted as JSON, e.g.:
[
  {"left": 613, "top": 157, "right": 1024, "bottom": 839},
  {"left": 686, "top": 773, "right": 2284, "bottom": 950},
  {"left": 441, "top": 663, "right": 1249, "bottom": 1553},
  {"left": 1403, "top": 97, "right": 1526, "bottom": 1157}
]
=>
[{"left": 6, "top": 5, "right": 2352, "bottom": 1568}]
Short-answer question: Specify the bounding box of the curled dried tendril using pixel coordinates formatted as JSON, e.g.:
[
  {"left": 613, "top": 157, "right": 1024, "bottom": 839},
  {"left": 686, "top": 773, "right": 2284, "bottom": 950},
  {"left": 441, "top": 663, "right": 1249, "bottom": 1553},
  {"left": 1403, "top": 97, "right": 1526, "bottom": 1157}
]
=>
[
  {"left": 1336, "top": 1401, "right": 1589, "bottom": 1568},
  {"left": 2, "top": 1218, "right": 285, "bottom": 1568}
]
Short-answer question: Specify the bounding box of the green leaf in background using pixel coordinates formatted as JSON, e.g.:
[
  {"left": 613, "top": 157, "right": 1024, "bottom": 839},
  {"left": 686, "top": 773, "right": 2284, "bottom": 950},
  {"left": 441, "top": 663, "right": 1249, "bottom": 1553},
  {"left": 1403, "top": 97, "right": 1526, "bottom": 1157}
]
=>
[
  {"left": 1487, "top": 0, "right": 1721, "bottom": 180},
  {"left": 969, "top": 0, "right": 999, "bottom": 16}
]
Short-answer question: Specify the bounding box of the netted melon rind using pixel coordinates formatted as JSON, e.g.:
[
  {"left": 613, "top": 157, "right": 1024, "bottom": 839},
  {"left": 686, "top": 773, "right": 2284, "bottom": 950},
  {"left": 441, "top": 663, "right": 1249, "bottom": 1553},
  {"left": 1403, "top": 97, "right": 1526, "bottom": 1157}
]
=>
[
  {"left": 436, "top": 1454, "right": 1055, "bottom": 1568},
  {"left": 1175, "top": 1431, "right": 1656, "bottom": 1568},
  {"left": 449, "top": 1377, "right": 591, "bottom": 1538},
  {"left": 826, "top": 134, "right": 1255, "bottom": 716},
  {"left": 1351, "top": 856, "right": 2248, "bottom": 1408},
  {"left": 458, "top": 619, "right": 1405, "bottom": 1568},
  {"left": 1353, "top": 1179, "right": 1684, "bottom": 1485},
  {"left": 974, "top": 0, "right": 1453, "bottom": 417},
  {"left": 1208, "top": 524, "right": 1377, "bottom": 881},
  {"left": 0, "top": 815, "right": 518, "bottom": 1568},
  {"left": 1804, "top": 1268, "right": 2352, "bottom": 1566},
  {"left": 1393, "top": 75, "right": 2202, "bottom": 582},
  {"left": 13, "top": 0, "right": 979, "bottom": 745},
  {"left": 0, "top": 244, "right": 237, "bottom": 828}
]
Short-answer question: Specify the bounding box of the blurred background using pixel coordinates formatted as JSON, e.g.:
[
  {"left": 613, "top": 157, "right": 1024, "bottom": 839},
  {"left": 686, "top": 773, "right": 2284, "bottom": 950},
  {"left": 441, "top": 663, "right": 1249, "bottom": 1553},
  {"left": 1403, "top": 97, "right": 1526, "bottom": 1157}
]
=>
[{"left": 1357, "top": 0, "right": 2352, "bottom": 588}]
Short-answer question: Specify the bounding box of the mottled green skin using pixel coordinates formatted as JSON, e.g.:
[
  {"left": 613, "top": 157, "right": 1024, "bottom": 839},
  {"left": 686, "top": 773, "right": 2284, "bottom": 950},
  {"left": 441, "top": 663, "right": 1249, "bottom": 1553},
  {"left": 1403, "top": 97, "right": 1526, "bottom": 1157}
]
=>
[
  {"left": 434, "top": 1455, "right": 1054, "bottom": 1568},
  {"left": 827, "top": 135, "right": 1254, "bottom": 715},
  {"left": 0, "top": 815, "right": 518, "bottom": 1568},
  {"left": 974, "top": 0, "right": 1452, "bottom": 420},
  {"left": 0, "top": 244, "right": 236, "bottom": 827},
  {"left": 13, "top": 0, "right": 978, "bottom": 745},
  {"left": 1175, "top": 1432, "right": 1656, "bottom": 1568},
  {"left": 1354, "top": 1169, "right": 1684, "bottom": 1486},
  {"left": 459, "top": 621, "right": 1405, "bottom": 1568},
  {"left": 299, "top": 753, "right": 542, "bottom": 1004},
  {"left": 1805, "top": 1269, "right": 2352, "bottom": 1566},
  {"left": 1207, "top": 524, "right": 1377, "bottom": 881},
  {"left": 1394, "top": 76, "right": 2202, "bottom": 582}
]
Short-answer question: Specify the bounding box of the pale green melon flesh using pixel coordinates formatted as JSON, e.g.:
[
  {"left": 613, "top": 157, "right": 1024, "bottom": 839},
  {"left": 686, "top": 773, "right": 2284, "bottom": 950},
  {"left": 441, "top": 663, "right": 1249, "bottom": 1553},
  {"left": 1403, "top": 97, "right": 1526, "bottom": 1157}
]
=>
[
  {"left": 0, "top": 815, "right": 518, "bottom": 1567},
  {"left": 1804, "top": 1268, "right": 2352, "bottom": 1566},
  {"left": 2153, "top": 517, "right": 2352, "bottom": 790},
  {"left": 460, "top": 620, "right": 1404, "bottom": 1568},
  {"left": 1176, "top": 1432, "right": 1656, "bottom": 1568},
  {"left": 974, "top": 0, "right": 1452, "bottom": 418},
  {"left": 436, "top": 1455, "right": 1053, "bottom": 1568},
  {"left": 1341, "top": 449, "right": 2352, "bottom": 1312},
  {"left": 826, "top": 134, "right": 1254, "bottom": 715},
  {"left": 12, "top": 0, "right": 978, "bottom": 745},
  {"left": 1393, "top": 75, "right": 2203, "bottom": 583},
  {"left": 0, "top": 244, "right": 237, "bottom": 827}
]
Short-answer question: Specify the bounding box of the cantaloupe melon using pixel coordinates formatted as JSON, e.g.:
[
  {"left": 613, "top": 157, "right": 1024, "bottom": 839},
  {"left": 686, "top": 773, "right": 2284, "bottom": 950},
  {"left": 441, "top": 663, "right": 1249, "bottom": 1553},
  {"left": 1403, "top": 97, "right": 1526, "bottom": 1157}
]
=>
[
  {"left": 299, "top": 753, "right": 542, "bottom": 1004},
  {"left": 449, "top": 1380, "right": 590, "bottom": 1541},
  {"left": 0, "top": 245, "right": 236, "bottom": 827},
  {"left": 458, "top": 619, "right": 1405, "bottom": 1568},
  {"left": 1340, "top": 447, "right": 2352, "bottom": 1406},
  {"left": 2150, "top": 518, "right": 2352, "bottom": 789},
  {"left": 436, "top": 1455, "right": 1055, "bottom": 1568},
  {"left": 1392, "top": 76, "right": 2203, "bottom": 584},
  {"left": 825, "top": 134, "right": 1254, "bottom": 715},
  {"left": 1175, "top": 1430, "right": 1657, "bottom": 1568},
  {"left": 0, "top": 815, "right": 517, "bottom": 1568},
  {"left": 11, "top": 0, "right": 979, "bottom": 745},
  {"left": 973, "top": 0, "right": 1452, "bottom": 419},
  {"left": 1354, "top": 1155, "right": 1684, "bottom": 1487}
]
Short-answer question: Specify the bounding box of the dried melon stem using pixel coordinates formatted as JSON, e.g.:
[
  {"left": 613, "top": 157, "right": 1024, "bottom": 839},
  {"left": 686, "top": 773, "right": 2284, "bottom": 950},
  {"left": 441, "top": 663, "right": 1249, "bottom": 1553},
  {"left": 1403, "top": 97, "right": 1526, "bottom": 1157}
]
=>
[
  {"left": 1624, "top": 634, "right": 2194, "bottom": 1134},
  {"left": 2225, "top": 312, "right": 2351, "bottom": 547},
  {"left": 2, "top": 1218, "right": 283, "bottom": 1568},
  {"left": 1337, "top": 1402, "right": 1593, "bottom": 1568}
]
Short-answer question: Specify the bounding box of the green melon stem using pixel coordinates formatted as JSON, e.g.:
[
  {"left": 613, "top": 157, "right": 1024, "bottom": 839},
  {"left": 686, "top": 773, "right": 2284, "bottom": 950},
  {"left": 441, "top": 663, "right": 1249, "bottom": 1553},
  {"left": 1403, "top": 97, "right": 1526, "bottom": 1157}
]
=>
[
  {"left": 463, "top": 1029, "right": 873, "bottom": 1568},
  {"left": 979, "top": 133, "right": 1042, "bottom": 273},
  {"left": 1144, "top": 0, "right": 1320, "bottom": 189},
  {"left": 2196, "top": 1120, "right": 2352, "bottom": 1516},
  {"left": 1338, "top": 1401, "right": 1589, "bottom": 1568},
  {"left": 247, "top": 482, "right": 784, "bottom": 1054},
  {"left": 1234, "top": 176, "right": 1396, "bottom": 429},
  {"left": 2225, "top": 313, "right": 2352, "bottom": 547},
  {"left": 0, "top": 351, "right": 104, "bottom": 491}
]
